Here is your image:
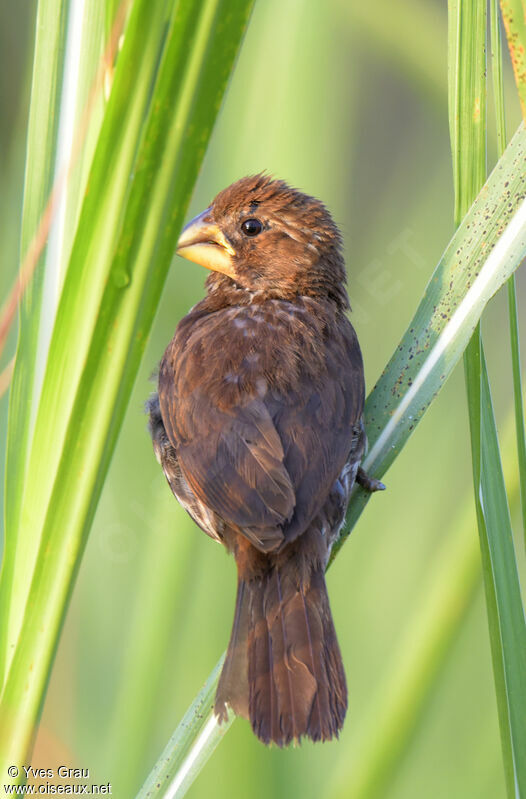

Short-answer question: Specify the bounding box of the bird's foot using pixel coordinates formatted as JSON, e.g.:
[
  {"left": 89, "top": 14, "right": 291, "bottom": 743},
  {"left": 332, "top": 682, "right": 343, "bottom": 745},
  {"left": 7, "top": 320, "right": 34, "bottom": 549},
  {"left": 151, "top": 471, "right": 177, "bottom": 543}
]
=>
[{"left": 357, "top": 467, "right": 385, "bottom": 492}]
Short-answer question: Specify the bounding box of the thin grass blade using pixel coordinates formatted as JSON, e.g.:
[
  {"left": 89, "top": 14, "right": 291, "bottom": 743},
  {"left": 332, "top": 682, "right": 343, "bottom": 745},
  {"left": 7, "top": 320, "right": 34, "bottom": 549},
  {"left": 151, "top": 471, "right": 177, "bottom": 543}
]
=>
[
  {"left": 507, "top": 277, "right": 526, "bottom": 542},
  {"left": 500, "top": 0, "right": 526, "bottom": 121},
  {"left": 479, "top": 345, "right": 526, "bottom": 792},
  {"left": 328, "top": 407, "right": 522, "bottom": 799},
  {"left": 492, "top": 0, "right": 526, "bottom": 545},
  {"left": 136, "top": 658, "right": 232, "bottom": 799}
]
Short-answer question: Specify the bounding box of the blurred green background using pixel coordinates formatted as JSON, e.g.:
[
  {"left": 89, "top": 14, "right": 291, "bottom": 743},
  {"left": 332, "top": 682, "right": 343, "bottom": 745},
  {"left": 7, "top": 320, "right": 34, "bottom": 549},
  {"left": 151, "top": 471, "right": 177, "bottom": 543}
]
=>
[{"left": 1, "top": 0, "right": 524, "bottom": 797}]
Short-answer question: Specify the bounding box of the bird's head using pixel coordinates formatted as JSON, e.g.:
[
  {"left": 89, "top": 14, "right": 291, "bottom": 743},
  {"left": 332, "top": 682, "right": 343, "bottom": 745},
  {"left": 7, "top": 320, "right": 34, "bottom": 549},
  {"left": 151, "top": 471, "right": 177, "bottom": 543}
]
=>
[{"left": 176, "top": 174, "right": 349, "bottom": 307}]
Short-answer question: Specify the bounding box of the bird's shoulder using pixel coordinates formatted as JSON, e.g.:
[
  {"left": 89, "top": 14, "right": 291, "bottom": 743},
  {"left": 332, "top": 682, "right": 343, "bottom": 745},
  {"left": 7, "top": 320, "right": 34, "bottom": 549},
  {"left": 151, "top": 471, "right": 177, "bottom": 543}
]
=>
[{"left": 161, "top": 294, "right": 362, "bottom": 405}]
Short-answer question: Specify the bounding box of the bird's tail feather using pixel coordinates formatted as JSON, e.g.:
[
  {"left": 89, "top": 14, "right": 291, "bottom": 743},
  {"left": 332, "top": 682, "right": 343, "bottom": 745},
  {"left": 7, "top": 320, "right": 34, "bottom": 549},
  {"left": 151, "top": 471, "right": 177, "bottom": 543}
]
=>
[{"left": 215, "top": 564, "right": 347, "bottom": 746}]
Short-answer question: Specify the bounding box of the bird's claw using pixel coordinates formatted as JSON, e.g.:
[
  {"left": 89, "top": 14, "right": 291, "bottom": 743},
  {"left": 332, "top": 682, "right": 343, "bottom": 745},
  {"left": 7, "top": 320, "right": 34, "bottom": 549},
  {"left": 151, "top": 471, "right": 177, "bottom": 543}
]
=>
[{"left": 356, "top": 467, "right": 386, "bottom": 493}]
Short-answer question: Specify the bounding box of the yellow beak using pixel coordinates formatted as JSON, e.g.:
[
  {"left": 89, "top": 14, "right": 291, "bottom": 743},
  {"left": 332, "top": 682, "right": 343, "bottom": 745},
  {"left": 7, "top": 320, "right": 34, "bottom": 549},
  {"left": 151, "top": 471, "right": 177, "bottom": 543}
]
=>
[{"left": 176, "top": 208, "right": 236, "bottom": 278}]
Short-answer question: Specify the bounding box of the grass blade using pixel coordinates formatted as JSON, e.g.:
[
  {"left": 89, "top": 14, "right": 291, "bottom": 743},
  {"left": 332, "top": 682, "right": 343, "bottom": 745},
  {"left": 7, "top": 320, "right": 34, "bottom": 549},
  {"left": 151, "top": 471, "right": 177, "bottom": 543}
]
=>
[
  {"left": 464, "top": 332, "right": 523, "bottom": 796},
  {"left": 1, "top": 0, "right": 68, "bottom": 685},
  {"left": 0, "top": 0, "right": 255, "bottom": 775},
  {"left": 492, "top": 0, "right": 526, "bottom": 545},
  {"left": 1, "top": 0, "right": 168, "bottom": 711},
  {"left": 479, "top": 345, "right": 526, "bottom": 792},
  {"left": 500, "top": 0, "right": 526, "bottom": 121},
  {"left": 507, "top": 277, "right": 526, "bottom": 542},
  {"left": 450, "top": 2, "right": 526, "bottom": 794},
  {"left": 136, "top": 659, "right": 232, "bottom": 799},
  {"left": 447, "top": 0, "right": 486, "bottom": 223},
  {"left": 340, "top": 123, "right": 526, "bottom": 536},
  {"left": 328, "top": 407, "right": 522, "bottom": 799},
  {"left": 491, "top": 0, "right": 507, "bottom": 156},
  {"left": 0, "top": 0, "right": 124, "bottom": 689}
]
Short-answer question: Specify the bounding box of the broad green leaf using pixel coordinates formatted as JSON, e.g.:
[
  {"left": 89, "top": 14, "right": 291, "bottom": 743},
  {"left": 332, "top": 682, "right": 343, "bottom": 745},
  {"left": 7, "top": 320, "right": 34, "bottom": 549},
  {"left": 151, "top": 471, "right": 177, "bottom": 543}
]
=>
[
  {"left": 0, "top": 0, "right": 255, "bottom": 775},
  {"left": 1, "top": 0, "right": 112, "bottom": 688},
  {"left": 1, "top": 0, "right": 68, "bottom": 684},
  {"left": 1, "top": 0, "right": 168, "bottom": 699}
]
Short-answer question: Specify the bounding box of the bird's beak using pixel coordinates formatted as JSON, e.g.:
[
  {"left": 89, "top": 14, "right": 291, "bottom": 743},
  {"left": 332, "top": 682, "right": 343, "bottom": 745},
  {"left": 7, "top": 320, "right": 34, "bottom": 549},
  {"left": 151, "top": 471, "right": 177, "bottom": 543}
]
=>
[{"left": 176, "top": 207, "right": 236, "bottom": 278}]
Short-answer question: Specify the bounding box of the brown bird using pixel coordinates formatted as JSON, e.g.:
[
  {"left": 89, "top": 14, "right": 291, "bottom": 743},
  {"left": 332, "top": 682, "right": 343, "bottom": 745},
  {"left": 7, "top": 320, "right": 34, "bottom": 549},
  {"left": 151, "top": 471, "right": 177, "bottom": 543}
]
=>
[{"left": 147, "top": 174, "right": 384, "bottom": 747}]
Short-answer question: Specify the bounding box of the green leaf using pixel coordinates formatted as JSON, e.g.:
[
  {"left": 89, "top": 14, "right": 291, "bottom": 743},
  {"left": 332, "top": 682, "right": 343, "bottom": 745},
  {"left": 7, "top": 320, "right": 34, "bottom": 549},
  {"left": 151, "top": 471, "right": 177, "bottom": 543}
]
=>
[
  {"left": 447, "top": 0, "right": 486, "bottom": 223},
  {"left": 449, "top": 2, "right": 526, "bottom": 795},
  {"left": 491, "top": 0, "right": 526, "bottom": 546},
  {"left": 328, "top": 408, "right": 522, "bottom": 799},
  {"left": 507, "top": 276, "right": 526, "bottom": 542},
  {"left": 479, "top": 344, "right": 526, "bottom": 793},
  {"left": 1, "top": 0, "right": 68, "bottom": 685},
  {"left": 500, "top": 0, "right": 526, "bottom": 122},
  {"left": 491, "top": 0, "right": 507, "bottom": 156},
  {"left": 0, "top": 0, "right": 255, "bottom": 775},
  {"left": 464, "top": 330, "right": 523, "bottom": 797},
  {"left": 341, "top": 122, "right": 526, "bottom": 529},
  {"left": 1, "top": 0, "right": 112, "bottom": 689}
]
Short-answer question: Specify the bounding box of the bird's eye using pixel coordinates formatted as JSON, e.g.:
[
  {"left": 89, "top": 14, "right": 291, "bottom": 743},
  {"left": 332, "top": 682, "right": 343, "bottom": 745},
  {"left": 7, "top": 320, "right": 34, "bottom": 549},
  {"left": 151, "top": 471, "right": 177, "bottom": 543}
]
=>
[{"left": 241, "top": 218, "right": 263, "bottom": 237}]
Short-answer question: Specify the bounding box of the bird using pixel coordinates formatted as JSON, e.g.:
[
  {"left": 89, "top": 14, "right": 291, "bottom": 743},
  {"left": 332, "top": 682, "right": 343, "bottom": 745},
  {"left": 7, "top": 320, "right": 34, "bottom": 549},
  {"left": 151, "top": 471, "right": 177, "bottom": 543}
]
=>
[{"left": 147, "top": 174, "right": 384, "bottom": 747}]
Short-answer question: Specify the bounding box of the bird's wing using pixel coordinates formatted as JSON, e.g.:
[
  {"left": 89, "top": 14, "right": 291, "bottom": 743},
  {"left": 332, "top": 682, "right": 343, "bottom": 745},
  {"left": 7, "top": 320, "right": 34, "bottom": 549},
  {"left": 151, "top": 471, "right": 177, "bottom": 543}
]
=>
[
  {"left": 159, "top": 375, "right": 295, "bottom": 552},
  {"left": 158, "top": 304, "right": 364, "bottom": 553},
  {"left": 270, "top": 316, "right": 365, "bottom": 544}
]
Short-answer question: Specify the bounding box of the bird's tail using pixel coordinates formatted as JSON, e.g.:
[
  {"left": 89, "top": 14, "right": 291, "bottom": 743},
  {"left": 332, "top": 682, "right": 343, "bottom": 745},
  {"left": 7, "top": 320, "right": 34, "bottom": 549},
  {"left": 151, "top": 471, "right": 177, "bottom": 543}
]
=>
[{"left": 215, "top": 562, "right": 347, "bottom": 746}]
